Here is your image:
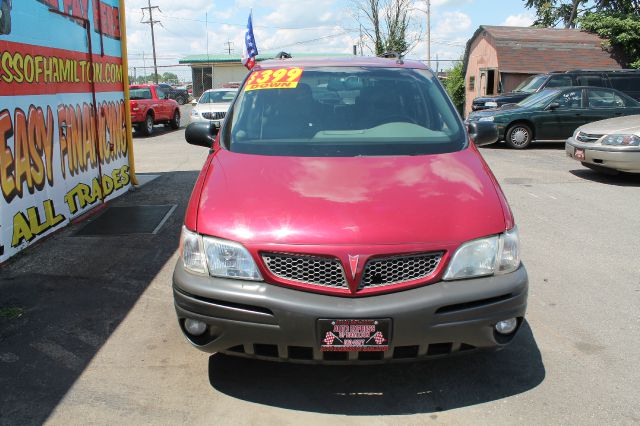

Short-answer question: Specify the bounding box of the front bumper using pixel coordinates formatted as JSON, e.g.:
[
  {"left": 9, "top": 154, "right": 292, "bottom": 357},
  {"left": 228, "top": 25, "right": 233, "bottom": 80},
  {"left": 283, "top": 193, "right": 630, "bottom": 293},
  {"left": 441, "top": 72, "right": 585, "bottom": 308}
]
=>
[
  {"left": 189, "top": 114, "right": 225, "bottom": 124},
  {"left": 566, "top": 138, "right": 640, "bottom": 173},
  {"left": 173, "top": 261, "right": 528, "bottom": 363}
]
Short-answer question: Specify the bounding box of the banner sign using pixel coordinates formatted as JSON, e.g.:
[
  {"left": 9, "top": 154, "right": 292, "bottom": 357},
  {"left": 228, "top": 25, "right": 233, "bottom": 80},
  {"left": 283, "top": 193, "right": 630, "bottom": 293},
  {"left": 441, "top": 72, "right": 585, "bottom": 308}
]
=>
[{"left": 0, "top": 0, "right": 131, "bottom": 263}]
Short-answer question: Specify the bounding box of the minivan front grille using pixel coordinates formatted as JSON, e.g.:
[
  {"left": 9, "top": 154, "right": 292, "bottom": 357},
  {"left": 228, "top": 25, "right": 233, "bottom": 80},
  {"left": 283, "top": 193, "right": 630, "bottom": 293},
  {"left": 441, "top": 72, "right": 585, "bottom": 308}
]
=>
[
  {"left": 201, "top": 111, "right": 226, "bottom": 120},
  {"left": 360, "top": 252, "right": 443, "bottom": 288},
  {"left": 576, "top": 132, "right": 603, "bottom": 143},
  {"left": 262, "top": 253, "right": 348, "bottom": 289}
]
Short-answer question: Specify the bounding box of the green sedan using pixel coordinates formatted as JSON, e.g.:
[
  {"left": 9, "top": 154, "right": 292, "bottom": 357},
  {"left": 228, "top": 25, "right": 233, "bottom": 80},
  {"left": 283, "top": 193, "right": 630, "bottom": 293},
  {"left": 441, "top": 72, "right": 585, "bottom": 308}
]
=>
[{"left": 467, "top": 87, "right": 640, "bottom": 149}]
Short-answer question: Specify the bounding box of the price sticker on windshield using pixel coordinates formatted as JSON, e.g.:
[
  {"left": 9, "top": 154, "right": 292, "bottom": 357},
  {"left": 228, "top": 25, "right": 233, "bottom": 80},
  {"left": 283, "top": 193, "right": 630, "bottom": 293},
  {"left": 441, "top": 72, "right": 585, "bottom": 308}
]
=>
[{"left": 245, "top": 67, "right": 304, "bottom": 91}]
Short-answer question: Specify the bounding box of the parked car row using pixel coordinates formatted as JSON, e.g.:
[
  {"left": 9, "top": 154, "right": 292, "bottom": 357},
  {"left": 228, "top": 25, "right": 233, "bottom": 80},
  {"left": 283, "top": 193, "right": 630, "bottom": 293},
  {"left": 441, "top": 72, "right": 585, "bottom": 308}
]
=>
[
  {"left": 467, "top": 86, "right": 640, "bottom": 149},
  {"left": 472, "top": 69, "right": 640, "bottom": 111}
]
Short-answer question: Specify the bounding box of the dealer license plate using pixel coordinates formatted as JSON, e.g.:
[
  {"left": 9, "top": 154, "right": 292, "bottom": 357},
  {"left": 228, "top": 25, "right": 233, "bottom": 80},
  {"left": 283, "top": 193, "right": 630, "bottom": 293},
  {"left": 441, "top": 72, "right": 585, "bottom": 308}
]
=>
[
  {"left": 319, "top": 319, "right": 391, "bottom": 352},
  {"left": 574, "top": 148, "right": 585, "bottom": 161}
]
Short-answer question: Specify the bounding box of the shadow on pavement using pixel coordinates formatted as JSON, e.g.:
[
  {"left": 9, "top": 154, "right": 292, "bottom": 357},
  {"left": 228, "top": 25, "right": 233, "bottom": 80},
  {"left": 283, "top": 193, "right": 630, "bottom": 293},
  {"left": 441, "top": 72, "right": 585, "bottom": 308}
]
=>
[
  {"left": 570, "top": 168, "right": 640, "bottom": 186},
  {"left": 133, "top": 125, "right": 183, "bottom": 139},
  {"left": 481, "top": 142, "right": 565, "bottom": 150},
  {"left": 208, "top": 321, "right": 544, "bottom": 415},
  {"left": 0, "top": 171, "right": 197, "bottom": 426}
]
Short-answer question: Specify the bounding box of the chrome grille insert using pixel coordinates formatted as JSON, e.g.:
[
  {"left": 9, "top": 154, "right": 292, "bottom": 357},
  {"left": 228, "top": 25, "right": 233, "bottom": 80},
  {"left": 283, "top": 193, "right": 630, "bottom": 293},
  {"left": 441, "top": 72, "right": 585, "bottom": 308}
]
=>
[
  {"left": 201, "top": 111, "right": 227, "bottom": 120},
  {"left": 576, "top": 132, "right": 603, "bottom": 143},
  {"left": 262, "top": 253, "right": 347, "bottom": 289},
  {"left": 361, "top": 253, "right": 443, "bottom": 288}
]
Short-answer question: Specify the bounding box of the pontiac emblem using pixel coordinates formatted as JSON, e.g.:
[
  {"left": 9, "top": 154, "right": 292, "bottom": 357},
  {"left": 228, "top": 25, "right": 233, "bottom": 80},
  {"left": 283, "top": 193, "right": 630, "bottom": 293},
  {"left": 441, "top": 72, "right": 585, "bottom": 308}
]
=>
[{"left": 348, "top": 255, "right": 359, "bottom": 279}]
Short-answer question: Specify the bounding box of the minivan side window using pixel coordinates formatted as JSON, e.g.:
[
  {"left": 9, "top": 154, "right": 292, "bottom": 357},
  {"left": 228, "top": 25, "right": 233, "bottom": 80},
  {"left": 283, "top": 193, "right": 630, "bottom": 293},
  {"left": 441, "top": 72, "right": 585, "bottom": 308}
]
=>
[
  {"left": 546, "top": 75, "right": 573, "bottom": 88},
  {"left": 608, "top": 75, "right": 640, "bottom": 97},
  {"left": 576, "top": 74, "right": 605, "bottom": 87}
]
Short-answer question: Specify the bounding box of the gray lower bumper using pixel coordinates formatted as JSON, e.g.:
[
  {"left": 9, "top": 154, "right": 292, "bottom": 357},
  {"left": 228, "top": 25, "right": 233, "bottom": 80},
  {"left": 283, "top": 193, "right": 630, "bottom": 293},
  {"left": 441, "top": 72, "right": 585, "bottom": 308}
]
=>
[{"left": 173, "top": 261, "right": 528, "bottom": 363}]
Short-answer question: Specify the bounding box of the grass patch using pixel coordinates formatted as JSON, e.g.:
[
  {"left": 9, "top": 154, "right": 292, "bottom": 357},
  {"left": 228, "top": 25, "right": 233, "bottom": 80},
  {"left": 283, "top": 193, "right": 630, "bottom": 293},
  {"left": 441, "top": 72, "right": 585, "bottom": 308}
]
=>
[{"left": 0, "top": 307, "right": 24, "bottom": 320}]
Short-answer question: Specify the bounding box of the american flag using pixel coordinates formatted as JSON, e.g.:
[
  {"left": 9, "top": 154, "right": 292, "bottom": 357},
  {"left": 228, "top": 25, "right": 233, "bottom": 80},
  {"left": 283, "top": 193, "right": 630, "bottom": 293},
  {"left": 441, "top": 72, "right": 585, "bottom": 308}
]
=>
[{"left": 242, "top": 12, "right": 258, "bottom": 70}]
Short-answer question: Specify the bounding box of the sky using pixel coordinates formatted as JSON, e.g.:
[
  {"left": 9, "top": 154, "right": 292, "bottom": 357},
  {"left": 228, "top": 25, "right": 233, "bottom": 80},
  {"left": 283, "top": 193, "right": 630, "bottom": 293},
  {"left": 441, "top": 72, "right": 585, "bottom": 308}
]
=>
[{"left": 124, "top": 0, "right": 537, "bottom": 82}]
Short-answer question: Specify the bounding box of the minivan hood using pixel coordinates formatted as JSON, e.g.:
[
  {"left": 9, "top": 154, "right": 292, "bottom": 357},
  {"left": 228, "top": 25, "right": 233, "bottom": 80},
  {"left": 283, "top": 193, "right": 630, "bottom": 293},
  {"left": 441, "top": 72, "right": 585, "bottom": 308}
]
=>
[
  {"left": 579, "top": 114, "right": 640, "bottom": 135},
  {"left": 196, "top": 148, "right": 506, "bottom": 246}
]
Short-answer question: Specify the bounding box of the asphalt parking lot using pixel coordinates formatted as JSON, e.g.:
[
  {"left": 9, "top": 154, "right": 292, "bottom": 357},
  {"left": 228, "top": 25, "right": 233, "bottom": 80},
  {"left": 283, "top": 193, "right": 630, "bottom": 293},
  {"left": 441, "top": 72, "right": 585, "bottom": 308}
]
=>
[{"left": 1, "top": 106, "right": 639, "bottom": 425}]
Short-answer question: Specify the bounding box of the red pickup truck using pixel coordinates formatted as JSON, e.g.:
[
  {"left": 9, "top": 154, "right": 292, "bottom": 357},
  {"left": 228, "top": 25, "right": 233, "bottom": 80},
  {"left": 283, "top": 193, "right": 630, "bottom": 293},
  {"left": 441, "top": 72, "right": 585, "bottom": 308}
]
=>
[{"left": 130, "top": 84, "right": 181, "bottom": 136}]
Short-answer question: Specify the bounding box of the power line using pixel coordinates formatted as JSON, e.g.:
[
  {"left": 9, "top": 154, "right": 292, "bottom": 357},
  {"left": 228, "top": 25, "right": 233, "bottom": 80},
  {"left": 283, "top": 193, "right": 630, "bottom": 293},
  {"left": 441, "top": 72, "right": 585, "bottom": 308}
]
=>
[{"left": 141, "top": 0, "right": 160, "bottom": 82}]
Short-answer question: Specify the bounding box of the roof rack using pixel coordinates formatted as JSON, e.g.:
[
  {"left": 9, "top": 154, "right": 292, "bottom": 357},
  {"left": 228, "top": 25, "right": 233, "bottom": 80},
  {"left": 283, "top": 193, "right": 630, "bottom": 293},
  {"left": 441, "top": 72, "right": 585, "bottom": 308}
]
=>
[
  {"left": 379, "top": 51, "right": 404, "bottom": 64},
  {"left": 275, "top": 51, "right": 292, "bottom": 59},
  {"left": 549, "top": 69, "right": 640, "bottom": 74}
]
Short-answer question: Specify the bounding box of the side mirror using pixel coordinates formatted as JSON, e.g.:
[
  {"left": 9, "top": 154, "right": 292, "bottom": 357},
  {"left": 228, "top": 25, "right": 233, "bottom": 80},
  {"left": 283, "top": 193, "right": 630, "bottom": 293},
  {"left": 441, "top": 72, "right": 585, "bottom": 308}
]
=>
[
  {"left": 191, "top": 99, "right": 198, "bottom": 105},
  {"left": 468, "top": 121, "right": 498, "bottom": 147},
  {"left": 547, "top": 102, "right": 560, "bottom": 110},
  {"left": 185, "top": 122, "right": 219, "bottom": 148},
  {"left": 164, "top": 94, "right": 170, "bottom": 100}
]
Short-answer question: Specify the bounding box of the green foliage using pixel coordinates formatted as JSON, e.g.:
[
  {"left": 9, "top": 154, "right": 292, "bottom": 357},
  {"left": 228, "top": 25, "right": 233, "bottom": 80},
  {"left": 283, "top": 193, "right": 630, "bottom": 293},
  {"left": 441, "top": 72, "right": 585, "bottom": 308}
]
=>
[
  {"left": 444, "top": 61, "right": 465, "bottom": 116},
  {"left": 525, "top": 0, "right": 639, "bottom": 28},
  {"left": 524, "top": 0, "right": 639, "bottom": 67},
  {"left": 579, "top": 12, "right": 640, "bottom": 68},
  {"left": 162, "top": 72, "right": 179, "bottom": 83}
]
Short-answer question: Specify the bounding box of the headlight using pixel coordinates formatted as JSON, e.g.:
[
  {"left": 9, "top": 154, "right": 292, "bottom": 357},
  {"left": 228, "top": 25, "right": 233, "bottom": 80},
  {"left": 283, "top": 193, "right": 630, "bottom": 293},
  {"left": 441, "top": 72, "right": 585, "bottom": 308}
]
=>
[
  {"left": 191, "top": 109, "right": 199, "bottom": 117},
  {"left": 444, "top": 227, "right": 520, "bottom": 280},
  {"left": 478, "top": 116, "right": 494, "bottom": 122},
  {"left": 180, "top": 227, "right": 207, "bottom": 274},
  {"left": 601, "top": 134, "right": 640, "bottom": 146},
  {"left": 179, "top": 227, "right": 262, "bottom": 280},
  {"left": 203, "top": 236, "right": 262, "bottom": 280},
  {"left": 484, "top": 101, "right": 498, "bottom": 107}
]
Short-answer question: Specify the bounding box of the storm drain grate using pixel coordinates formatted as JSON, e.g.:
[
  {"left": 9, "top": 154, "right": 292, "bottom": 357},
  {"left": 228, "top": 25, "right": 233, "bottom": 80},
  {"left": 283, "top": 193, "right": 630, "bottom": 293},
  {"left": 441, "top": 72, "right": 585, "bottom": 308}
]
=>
[{"left": 75, "top": 205, "right": 176, "bottom": 236}]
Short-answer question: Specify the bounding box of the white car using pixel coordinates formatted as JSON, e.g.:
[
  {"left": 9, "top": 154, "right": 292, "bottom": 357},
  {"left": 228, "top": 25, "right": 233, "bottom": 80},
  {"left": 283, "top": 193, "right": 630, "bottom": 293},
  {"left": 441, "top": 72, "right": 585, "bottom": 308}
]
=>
[
  {"left": 566, "top": 114, "right": 640, "bottom": 174},
  {"left": 190, "top": 88, "right": 238, "bottom": 124}
]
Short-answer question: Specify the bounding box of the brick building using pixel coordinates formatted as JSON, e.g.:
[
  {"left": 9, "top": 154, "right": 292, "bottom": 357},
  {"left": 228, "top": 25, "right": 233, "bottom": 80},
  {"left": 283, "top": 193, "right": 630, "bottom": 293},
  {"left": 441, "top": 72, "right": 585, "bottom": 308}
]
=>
[{"left": 462, "top": 26, "right": 625, "bottom": 115}]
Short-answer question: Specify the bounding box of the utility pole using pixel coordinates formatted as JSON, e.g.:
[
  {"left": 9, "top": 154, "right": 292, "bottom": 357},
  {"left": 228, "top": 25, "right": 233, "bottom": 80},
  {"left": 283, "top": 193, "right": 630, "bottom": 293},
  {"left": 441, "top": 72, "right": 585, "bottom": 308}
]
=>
[
  {"left": 141, "top": 0, "right": 160, "bottom": 84},
  {"left": 225, "top": 40, "right": 234, "bottom": 55},
  {"left": 426, "top": 0, "right": 431, "bottom": 68},
  {"left": 359, "top": 24, "right": 363, "bottom": 56}
]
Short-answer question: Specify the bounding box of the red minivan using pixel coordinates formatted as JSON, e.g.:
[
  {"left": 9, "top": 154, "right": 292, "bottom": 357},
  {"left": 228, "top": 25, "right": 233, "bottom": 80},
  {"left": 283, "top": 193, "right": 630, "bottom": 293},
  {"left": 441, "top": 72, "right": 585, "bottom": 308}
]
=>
[{"left": 173, "top": 56, "right": 527, "bottom": 363}]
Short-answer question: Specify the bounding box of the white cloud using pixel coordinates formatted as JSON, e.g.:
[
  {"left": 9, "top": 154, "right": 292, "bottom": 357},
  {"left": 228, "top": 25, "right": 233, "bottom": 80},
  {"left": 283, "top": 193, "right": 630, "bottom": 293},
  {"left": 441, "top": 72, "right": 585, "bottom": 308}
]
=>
[
  {"left": 433, "top": 11, "right": 471, "bottom": 34},
  {"left": 124, "top": 0, "right": 358, "bottom": 80},
  {"left": 431, "top": 0, "right": 473, "bottom": 7},
  {"left": 501, "top": 13, "right": 535, "bottom": 27}
]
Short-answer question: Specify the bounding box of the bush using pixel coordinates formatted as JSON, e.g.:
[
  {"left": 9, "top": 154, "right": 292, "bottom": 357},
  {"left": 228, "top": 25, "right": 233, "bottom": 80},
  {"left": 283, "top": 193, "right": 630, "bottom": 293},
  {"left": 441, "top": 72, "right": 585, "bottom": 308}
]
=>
[{"left": 444, "top": 61, "right": 465, "bottom": 116}]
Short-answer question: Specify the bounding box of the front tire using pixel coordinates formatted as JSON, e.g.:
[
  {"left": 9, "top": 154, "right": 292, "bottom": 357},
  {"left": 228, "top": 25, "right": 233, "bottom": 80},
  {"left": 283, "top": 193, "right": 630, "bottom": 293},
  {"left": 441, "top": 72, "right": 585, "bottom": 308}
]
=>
[
  {"left": 170, "top": 110, "right": 181, "bottom": 129},
  {"left": 176, "top": 96, "right": 186, "bottom": 105},
  {"left": 141, "top": 113, "right": 154, "bottom": 136},
  {"left": 505, "top": 123, "right": 532, "bottom": 149}
]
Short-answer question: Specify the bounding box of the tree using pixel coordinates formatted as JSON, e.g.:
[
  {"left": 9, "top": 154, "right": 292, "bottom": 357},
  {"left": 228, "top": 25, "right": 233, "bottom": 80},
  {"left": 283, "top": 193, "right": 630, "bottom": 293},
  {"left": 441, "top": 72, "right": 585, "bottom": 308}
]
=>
[
  {"left": 352, "top": 0, "right": 416, "bottom": 55},
  {"left": 579, "top": 12, "right": 640, "bottom": 68},
  {"left": 525, "top": 0, "right": 639, "bottom": 28},
  {"left": 444, "top": 61, "right": 465, "bottom": 116},
  {"left": 162, "top": 72, "right": 178, "bottom": 83}
]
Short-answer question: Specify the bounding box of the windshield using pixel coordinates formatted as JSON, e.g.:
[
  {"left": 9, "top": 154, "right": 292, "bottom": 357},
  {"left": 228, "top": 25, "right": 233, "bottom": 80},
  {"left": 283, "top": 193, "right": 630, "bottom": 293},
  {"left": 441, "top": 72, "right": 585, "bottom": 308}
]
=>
[
  {"left": 513, "top": 75, "right": 548, "bottom": 93},
  {"left": 225, "top": 67, "right": 465, "bottom": 157},
  {"left": 516, "top": 89, "right": 561, "bottom": 108},
  {"left": 199, "top": 90, "right": 236, "bottom": 104}
]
